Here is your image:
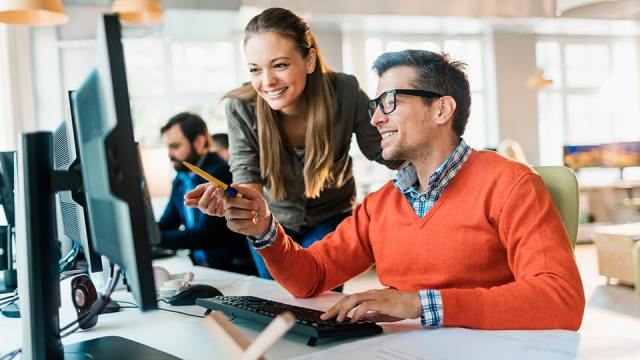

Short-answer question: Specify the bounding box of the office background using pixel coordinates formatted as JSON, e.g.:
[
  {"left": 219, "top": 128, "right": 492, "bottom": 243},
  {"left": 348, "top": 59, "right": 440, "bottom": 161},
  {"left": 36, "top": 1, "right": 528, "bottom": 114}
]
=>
[
  {"left": 2, "top": 0, "right": 640, "bottom": 202},
  {"left": 0, "top": 0, "right": 639, "bottom": 357}
]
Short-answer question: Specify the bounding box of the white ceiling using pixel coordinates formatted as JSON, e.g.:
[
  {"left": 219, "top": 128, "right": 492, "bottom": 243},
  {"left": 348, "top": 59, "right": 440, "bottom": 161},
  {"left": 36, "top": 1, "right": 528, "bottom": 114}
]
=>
[{"left": 57, "top": 0, "right": 640, "bottom": 40}]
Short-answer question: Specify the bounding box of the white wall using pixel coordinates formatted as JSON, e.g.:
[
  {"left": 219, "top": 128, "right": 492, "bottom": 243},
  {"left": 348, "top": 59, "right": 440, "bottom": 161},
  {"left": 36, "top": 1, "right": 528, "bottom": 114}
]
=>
[
  {"left": 493, "top": 33, "right": 540, "bottom": 164},
  {"left": 0, "top": 26, "right": 36, "bottom": 151},
  {"left": 311, "top": 26, "right": 344, "bottom": 72}
]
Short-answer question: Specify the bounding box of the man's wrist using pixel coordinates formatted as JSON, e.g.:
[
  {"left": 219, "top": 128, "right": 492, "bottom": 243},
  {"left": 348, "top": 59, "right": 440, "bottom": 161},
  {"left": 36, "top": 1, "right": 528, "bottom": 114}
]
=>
[
  {"left": 248, "top": 214, "right": 277, "bottom": 250},
  {"left": 419, "top": 289, "right": 443, "bottom": 327}
]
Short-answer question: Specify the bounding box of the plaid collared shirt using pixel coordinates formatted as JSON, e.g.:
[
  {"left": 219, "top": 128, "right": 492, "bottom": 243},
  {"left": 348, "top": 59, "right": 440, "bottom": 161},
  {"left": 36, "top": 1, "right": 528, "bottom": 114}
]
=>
[
  {"left": 393, "top": 139, "right": 472, "bottom": 218},
  {"left": 392, "top": 139, "right": 471, "bottom": 327}
]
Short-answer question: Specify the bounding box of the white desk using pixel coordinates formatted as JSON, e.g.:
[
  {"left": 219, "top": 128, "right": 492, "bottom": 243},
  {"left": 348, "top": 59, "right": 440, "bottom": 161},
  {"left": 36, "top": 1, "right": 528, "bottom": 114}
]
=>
[{"left": 1, "top": 255, "right": 640, "bottom": 359}]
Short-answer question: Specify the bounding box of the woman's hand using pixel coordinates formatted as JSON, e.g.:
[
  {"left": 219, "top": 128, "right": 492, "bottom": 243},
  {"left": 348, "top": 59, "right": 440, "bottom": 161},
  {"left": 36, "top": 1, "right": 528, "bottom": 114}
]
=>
[{"left": 184, "top": 183, "right": 272, "bottom": 238}]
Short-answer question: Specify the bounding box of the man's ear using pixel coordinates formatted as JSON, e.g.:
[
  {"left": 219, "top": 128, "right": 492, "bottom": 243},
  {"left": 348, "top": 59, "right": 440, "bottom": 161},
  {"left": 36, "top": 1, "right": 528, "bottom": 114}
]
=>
[
  {"left": 435, "top": 96, "right": 457, "bottom": 126},
  {"left": 306, "top": 48, "right": 317, "bottom": 74},
  {"left": 194, "top": 134, "right": 208, "bottom": 154}
]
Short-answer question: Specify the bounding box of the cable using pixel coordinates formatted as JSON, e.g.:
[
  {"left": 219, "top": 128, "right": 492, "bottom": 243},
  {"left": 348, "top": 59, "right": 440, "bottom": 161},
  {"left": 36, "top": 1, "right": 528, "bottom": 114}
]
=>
[
  {"left": 157, "top": 307, "right": 206, "bottom": 319},
  {"left": 0, "top": 296, "right": 18, "bottom": 308},
  {"left": 115, "top": 300, "right": 138, "bottom": 307},
  {"left": 59, "top": 269, "right": 87, "bottom": 282},
  {"left": 0, "top": 348, "right": 21, "bottom": 360},
  {"left": 155, "top": 298, "right": 206, "bottom": 319},
  {"left": 58, "top": 241, "right": 82, "bottom": 273}
]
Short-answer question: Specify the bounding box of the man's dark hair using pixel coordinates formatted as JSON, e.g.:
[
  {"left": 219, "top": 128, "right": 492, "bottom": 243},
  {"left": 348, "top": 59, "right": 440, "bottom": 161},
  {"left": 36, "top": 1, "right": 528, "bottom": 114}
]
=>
[
  {"left": 161, "top": 112, "right": 212, "bottom": 147},
  {"left": 211, "top": 133, "right": 229, "bottom": 150},
  {"left": 372, "top": 50, "right": 471, "bottom": 137}
]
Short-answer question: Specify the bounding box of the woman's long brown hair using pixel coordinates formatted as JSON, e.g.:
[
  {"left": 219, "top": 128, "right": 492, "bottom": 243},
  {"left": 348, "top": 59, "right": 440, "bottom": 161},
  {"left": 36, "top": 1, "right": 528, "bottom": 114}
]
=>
[{"left": 225, "top": 8, "right": 335, "bottom": 201}]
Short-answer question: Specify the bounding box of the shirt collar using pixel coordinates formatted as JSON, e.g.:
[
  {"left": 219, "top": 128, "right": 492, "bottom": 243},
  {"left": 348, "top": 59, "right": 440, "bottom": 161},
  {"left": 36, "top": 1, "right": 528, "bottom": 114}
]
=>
[{"left": 393, "top": 138, "right": 471, "bottom": 194}]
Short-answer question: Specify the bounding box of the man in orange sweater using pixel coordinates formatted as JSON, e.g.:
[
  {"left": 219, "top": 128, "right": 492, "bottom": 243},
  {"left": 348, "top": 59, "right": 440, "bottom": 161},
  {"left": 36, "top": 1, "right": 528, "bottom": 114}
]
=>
[{"left": 186, "top": 50, "right": 585, "bottom": 330}]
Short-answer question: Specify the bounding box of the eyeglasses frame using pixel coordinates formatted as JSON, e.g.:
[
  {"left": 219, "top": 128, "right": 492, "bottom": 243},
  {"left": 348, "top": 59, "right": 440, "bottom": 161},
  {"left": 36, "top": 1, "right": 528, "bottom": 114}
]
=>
[{"left": 368, "top": 89, "right": 444, "bottom": 118}]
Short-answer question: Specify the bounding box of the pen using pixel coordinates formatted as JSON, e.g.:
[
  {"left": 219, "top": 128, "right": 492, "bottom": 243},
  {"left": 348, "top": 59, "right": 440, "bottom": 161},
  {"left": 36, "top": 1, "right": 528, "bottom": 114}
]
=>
[{"left": 182, "top": 161, "right": 243, "bottom": 198}]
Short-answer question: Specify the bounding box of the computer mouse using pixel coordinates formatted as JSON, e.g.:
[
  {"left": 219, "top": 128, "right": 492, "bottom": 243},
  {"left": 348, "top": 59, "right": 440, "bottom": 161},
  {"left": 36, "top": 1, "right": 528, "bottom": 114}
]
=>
[{"left": 166, "top": 284, "right": 223, "bottom": 306}]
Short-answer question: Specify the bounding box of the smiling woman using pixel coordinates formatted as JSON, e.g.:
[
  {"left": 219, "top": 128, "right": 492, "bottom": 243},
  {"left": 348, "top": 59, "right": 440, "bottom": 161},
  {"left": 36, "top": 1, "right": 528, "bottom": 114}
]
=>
[{"left": 216, "top": 7, "right": 401, "bottom": 280}]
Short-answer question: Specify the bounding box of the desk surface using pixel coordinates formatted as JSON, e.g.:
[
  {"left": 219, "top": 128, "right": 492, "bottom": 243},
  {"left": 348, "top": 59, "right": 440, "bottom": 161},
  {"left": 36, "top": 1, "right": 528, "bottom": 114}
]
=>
[{"left": 2, "top": 255, "right": 640, "bottom": 359}]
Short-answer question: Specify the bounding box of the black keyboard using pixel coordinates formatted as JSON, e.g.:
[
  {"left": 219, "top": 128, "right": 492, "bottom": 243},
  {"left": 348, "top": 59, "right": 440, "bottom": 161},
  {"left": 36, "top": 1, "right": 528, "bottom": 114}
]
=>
[
  {"left": 196, "top": 296, "right": 383, "bottom": 346},
  {"left": 150, "top": 246, "right": 176, "bottom": 259}
]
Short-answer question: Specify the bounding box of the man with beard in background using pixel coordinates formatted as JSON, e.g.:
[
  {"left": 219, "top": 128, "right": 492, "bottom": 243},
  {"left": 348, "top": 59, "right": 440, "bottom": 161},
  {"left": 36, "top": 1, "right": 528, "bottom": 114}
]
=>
[{"left": 158, "top": 112, "right": 255, "bottom": 274}]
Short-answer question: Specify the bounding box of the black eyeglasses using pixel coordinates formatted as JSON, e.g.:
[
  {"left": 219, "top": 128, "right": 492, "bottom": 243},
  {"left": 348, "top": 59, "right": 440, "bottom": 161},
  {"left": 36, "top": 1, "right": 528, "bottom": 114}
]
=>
[{"left": 368, "top": 89, "right": 444, "bottom": 118}]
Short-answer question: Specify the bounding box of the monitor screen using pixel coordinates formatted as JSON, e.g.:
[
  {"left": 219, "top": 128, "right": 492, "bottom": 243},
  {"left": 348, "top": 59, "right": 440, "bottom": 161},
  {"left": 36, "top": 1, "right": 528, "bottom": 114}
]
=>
[
  {"left": 562, "top": 144, "right": 602, "bottom": 171},
  {"left": 71, "top": 14, "right": 156, "bottom": 310},
  {"left": 600, "top": 141, "right": 640, "bottom": 168},
  {"left": 0, "top": 151, "right": 16, "bottom": 227}
]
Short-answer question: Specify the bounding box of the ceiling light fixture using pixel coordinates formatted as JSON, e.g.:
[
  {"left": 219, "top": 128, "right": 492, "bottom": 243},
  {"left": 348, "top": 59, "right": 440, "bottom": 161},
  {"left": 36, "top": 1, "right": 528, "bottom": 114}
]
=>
[
  {"left": 111, "top": 0, "right": 164, "bottom": 25},
  {"left": 0, "top": 0, "right": 69, "bottom": 26}
]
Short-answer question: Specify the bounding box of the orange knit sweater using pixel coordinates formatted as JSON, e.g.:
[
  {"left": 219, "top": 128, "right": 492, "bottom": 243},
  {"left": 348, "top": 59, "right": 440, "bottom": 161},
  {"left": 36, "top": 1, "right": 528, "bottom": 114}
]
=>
[{"left": 258, "top": 150, "right": 585, "bottom": 330}]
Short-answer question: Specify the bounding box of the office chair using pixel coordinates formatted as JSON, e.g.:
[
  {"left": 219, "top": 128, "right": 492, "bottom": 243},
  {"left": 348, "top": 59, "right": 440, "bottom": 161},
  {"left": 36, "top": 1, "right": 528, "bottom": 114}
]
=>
[{"left": 533, "top": 166, "right": 579, "bottom": 249}]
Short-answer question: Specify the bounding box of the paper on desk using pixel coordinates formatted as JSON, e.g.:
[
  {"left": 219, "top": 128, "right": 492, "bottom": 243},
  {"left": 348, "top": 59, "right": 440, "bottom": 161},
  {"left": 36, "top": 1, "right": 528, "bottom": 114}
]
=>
[{"left": 292, "top": 328, "right": 581, "bottom": 360}]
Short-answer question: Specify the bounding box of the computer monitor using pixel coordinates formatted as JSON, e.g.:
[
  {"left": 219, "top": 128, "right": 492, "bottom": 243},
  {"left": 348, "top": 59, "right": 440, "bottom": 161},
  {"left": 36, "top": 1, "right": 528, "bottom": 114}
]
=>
[
  {"left": 18, "top": 14, "right": 174, "bottom": 359},
  {"left": 0, "top": 151, "right": 16, "bottom": 228},
  {"left": 562, "top": 144, "right": 602, "bottom": 171},
  {"left": 52, "top": 93, "right": 102, "bottom": 274},
  {"left": 0, "top": 151, "right": 17, "bottom": 292},
  {"left": 600, "top": 141, "right": 640, "bottom": 169}
]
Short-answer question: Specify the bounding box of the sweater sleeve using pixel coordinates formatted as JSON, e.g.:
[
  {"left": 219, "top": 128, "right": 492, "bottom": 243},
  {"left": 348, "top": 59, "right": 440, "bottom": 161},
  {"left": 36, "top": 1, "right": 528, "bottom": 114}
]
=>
[
  {"left": 439, "top": 173, "right": 585, "bottom": 330},
  {"left": 257, "top": 200, "right": 376, "bottom": 297}
]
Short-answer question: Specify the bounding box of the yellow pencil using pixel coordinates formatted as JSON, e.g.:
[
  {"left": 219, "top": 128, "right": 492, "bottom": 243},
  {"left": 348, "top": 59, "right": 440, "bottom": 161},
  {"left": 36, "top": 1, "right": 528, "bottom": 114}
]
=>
[{"left": 182, "top": 161, "right": 243, "bottom": 198}]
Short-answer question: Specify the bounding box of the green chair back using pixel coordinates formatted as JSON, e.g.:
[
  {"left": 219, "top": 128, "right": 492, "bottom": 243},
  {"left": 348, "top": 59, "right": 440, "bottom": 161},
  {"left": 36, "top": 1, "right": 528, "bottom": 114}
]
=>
[{"left": 533, "top": 166, "right": 579, "bottom": 249}]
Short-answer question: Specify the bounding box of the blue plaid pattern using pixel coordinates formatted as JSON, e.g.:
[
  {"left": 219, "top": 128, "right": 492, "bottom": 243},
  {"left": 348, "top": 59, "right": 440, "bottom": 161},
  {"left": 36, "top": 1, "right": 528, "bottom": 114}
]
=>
[
  {"left": 419, "top": 290, "right": 443, "bottom": 326},
  {"left": 393, "top": 139, "right": 471, "bottom": 327},
  {"left": 393, "top": 139, "right": 471, "bottom": 218}
]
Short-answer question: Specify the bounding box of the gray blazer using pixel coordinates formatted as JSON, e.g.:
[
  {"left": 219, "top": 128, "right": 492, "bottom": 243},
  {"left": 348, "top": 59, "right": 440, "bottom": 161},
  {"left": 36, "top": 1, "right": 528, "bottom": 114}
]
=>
[{"left": 226, "top": 72, "right": 398, "bottom": 231}]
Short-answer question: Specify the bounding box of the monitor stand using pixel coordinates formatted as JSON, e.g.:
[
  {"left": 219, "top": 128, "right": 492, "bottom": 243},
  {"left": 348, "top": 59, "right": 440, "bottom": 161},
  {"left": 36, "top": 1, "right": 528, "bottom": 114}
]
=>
[
  {"left": 1, "top": 301, "right": 19, "bottom": 318},
  {"left": 0, "top": 269, "right": 17, "bottom": 294},
  {"left": 102, "top": 299, "right": 120, "bottom": 314},
  {"left": 64, "top": 336, "right": 180, "bottom": 360},
  {"left": 20, "top": 132, "right": 176, "bottom": 359}
]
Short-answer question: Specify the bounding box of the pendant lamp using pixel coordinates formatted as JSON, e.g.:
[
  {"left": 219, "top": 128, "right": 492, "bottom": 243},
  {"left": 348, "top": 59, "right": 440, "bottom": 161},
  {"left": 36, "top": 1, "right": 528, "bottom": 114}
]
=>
[
  {"left": 0, "top": 0, "right": 69, "bottom": 26},
  {"left": 111, "top": 0, "right": 164, "bottom": 25}
]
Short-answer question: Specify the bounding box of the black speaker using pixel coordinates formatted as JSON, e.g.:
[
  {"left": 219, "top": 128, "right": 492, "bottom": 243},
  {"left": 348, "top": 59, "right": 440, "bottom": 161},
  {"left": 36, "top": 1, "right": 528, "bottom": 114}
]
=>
[{"left": 70, "top": 274, "right": 99, "bottom": 329}]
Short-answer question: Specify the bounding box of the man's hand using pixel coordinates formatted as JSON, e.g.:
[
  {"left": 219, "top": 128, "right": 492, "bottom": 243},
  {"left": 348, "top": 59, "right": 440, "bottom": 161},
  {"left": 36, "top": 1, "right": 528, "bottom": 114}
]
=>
[
  {"left": 184, "top": 183, "right": 272, "bottom": 238},
  {"left": 184, "top": 183, "right": 224, "bottom": 216},
  {"left": 320, "top": 289, "right": 422, "bottom": 323}
]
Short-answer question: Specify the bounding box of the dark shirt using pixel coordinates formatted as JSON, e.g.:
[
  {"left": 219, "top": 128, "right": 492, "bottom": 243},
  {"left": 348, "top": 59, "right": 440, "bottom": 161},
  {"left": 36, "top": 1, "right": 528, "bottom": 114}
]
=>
[{"left": 158, "top": 152, "right": 255, "bottom": 275}]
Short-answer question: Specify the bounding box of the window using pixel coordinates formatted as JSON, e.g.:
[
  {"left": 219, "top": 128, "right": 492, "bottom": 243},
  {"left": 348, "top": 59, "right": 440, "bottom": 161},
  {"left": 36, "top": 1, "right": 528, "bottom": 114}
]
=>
[
  {"left": 347, "top": 35, "right": 492, "bottom": 200},
  {"left": 536, "top": 39, "right": 640, "bottom": 165},
  {"left": 364, "top": 36, "right": 489, "bottom": 149},
  {"left": 122, "top": 37, "right": 240, "bottom": 147}
]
